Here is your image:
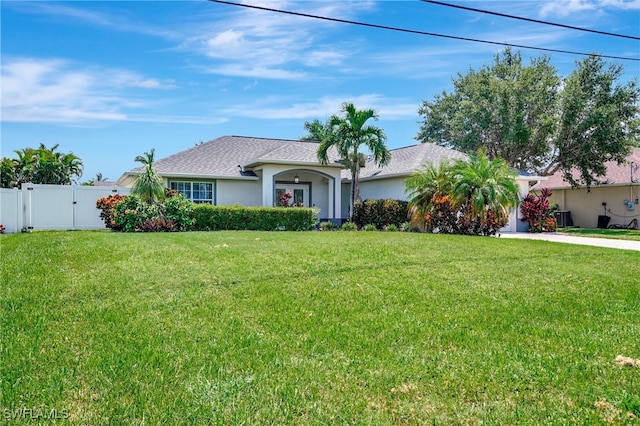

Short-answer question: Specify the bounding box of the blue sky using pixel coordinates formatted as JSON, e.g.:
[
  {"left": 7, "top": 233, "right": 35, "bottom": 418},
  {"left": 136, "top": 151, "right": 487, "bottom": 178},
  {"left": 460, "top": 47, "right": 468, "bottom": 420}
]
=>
[{"left": 2, "top": 0, "right": 639, "bottom": 182}]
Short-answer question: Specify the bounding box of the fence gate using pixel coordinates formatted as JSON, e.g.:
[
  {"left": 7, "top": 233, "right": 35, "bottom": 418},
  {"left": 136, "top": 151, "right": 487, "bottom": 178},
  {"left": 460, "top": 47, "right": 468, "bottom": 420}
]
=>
[{"left": 19, "top": 184, "right": 129, "bottom": 231}]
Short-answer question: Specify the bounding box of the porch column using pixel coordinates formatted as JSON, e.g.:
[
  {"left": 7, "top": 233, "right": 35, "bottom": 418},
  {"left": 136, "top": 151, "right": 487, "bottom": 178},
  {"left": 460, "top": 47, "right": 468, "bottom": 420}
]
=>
[
  {"left": 327, "top": 178, "right": 334, "bottom": 219},
  {"left": 262, "top": 167, "right": 275, "bottom": 207}
]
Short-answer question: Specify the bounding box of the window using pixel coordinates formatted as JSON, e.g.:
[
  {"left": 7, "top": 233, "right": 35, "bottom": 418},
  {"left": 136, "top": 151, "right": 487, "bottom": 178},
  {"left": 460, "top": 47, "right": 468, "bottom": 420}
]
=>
[{"left": 170, "top": 181, "right": 214, "bottom": 204}]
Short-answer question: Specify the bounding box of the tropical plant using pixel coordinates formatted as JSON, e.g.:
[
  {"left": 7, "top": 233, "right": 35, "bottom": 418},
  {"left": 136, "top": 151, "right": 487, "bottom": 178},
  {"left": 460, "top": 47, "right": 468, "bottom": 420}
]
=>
[
  {"left": 132, "top": 149, "right": 165, "bottom": 204},
  {"left": 451, "top": 151, "right": 520, "bottom": 233},
  {"left": 3, "top": 144, "right": 83, "bottom": 187},
  {"left": 417, "top": 48, "right": 640, "bottom": 188},
  {"left": 0, "top": 157, "right": 17, "bottom": 188},
  {"left": 82, "top": 172, "right": 109, "bottom": 186},
  {"left": 405, "top": 160, "right": 455, "bottom": 231},
  {"left": 314, "top": 102, "right": 391, "bottom": 218},
  {"left": 405, "top": 151, "right": 520, "bottom": 236},
  {"left": 521, "top": 188, "right": 557, "bottom": 232}
]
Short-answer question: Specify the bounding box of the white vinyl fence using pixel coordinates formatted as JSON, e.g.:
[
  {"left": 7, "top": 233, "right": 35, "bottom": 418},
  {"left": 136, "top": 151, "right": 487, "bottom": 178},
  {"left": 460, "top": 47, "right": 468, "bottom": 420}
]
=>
[{"left": 0, "top": 184, "right": 130, "bottom": 233}]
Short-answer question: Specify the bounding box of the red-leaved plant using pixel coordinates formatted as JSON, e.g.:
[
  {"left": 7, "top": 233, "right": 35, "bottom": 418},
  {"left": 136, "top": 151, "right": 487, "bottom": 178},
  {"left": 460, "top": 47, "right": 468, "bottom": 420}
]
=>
[{"left": 520, "top": 188, "right": 557, "bottom": 232}]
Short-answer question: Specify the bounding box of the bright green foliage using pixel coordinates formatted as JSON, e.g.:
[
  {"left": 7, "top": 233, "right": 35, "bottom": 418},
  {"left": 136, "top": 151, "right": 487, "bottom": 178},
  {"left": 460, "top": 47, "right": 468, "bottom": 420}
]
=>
[
  {"left": 405, "top": 151, "right": 519, "bottom": 235},
  {"left": 418, "top": 48, "right": 639, "bottom": 188},
  {"left": 0, "top": 157, "right": 16, "bottom": 188},
  {"left": 451, "top": 151, "right": 520, "bottom": 226},
  {"left": 1, "top": 231, "right": 640, "bottom": 424},
  {"left": 341, "top": 221, "right": 358, "bottom": 231},
  {"left": 314, "top": 102, "right": 391, "bottom": 216},
  {"left": 193, "top": 204, "right": 316, "bottom": 231},
  {"left": 1, "top": 143, "right": 83, "bottom": 187},
  {"left": 132, "top": 149, "right": 165, "bottom": 204}
]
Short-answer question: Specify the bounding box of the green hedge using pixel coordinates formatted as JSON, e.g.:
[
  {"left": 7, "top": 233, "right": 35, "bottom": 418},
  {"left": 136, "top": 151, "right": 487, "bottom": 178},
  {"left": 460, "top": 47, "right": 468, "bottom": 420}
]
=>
[
  {"left": 193, "top": 205, "right": 317, "bottom": 231},
  {"left": 352, "top": 199, "right": 409, "bottom": 230}
]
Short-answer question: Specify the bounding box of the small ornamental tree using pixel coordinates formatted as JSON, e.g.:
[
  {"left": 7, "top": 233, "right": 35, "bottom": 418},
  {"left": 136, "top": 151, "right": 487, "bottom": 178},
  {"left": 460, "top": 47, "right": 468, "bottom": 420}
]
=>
[{"left": 520, "top": 188, "right": 557, "bottom": 232}]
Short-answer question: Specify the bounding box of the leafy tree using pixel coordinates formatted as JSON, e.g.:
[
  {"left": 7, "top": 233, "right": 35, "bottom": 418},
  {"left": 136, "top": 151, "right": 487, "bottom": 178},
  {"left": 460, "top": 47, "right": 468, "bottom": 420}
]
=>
[
  {"left": 405, "top": 151, "right": 519, "bottom": 235},
  {"left": 1, "top": 144, "right": 83, "bottom": 187},
  {"left": 313, "top": 102, "right": 391, "bottom": 217},
  {"left": 417, "top": 48, "right": 639, "bottom": 188},
  {"left": 0, "top": 157, "right": 17, "bottom": 188},
  {"left": 132, "top": 148, "right": 165, "bottom": 204}
]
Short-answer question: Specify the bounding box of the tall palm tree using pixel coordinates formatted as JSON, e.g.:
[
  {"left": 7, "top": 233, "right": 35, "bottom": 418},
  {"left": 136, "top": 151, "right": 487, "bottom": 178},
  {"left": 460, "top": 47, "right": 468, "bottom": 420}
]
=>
[
  {"left": 451, "top": 151, "right": 520, "bottom": 227},
  {"left": 405, "top": 160, "right": 455, "bottom": 231},
  {"left": 316, "top": 102, "right": 391, "bottom": 217},
  {"left": 132, "top": 149, "right": 165, "bottom": 204}
]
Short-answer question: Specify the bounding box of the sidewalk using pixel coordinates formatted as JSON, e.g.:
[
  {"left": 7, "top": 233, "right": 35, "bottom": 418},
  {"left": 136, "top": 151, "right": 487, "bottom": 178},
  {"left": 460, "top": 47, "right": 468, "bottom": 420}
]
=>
[{"left": 499, "top": 232, "right": 640, "bottom": 251}]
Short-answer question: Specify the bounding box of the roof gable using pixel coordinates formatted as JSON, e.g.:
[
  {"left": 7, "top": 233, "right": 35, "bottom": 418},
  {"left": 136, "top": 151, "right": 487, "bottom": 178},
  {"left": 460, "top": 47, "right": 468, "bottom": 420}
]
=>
[
  {"left": 347, "top": 143, "right": 468, "bottom": 180},
  {"left": 127, "top": 135, "right": 342, "bottom": 179}
]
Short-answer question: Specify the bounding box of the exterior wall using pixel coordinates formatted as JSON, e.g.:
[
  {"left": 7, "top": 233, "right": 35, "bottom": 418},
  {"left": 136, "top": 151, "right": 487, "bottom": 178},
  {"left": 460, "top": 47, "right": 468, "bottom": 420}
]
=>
[
  {"left": 548, "top": 184, "right": 640, "bottom": 228},
  {"left": 216, "top": 180, "right": 261, "bottom": 206},
  {"left": 360, "top": 177, "right": 407, "bottom": 201}
]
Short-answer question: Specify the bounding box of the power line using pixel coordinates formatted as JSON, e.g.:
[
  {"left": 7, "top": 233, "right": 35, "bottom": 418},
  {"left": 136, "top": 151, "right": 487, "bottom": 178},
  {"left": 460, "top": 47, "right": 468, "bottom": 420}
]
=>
[
  {"left": 207, "top": 0, "right": 639, "bottom": 62},
  {"left": 422, "top": 0, "right": 640, "bottom": 41}
]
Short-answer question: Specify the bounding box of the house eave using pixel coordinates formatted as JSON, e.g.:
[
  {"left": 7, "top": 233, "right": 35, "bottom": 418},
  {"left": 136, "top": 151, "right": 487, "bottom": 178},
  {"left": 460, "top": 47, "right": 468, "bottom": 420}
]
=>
[
  {"left": 121, "top": 171, "right": 259, "bottom": 181},
  {"left": 242, "top": 159, "right": 345, "bottom": 169},
  {"left": 542, "top": 181, "right": 640, "bottom": 190}
]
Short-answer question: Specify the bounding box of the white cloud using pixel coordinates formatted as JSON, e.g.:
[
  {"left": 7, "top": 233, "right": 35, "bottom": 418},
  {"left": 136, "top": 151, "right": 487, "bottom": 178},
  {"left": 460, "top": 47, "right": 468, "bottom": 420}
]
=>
[
  {"left": 183, "top": 1, "right": 374, "bottom": 79},
  {"left": 219, "top": 94, "right": 418, "bottom": 121},
  {"left": 539, "top": 0, "right": 640, "bottom": 17},
  {"left": 0, "top": 57, "right": 196, "bottom": 124}
]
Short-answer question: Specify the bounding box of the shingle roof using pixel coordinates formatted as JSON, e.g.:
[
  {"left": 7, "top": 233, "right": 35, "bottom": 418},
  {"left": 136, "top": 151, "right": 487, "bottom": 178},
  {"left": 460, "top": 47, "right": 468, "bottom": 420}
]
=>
[
  {"left": 541, "top": 147, "right": 640, "bottom": 188},
  {"left": 127, "top": 135, "right": 343, "bottom": 179},
  {"left": 347, "top": 143, "right": 468, "bottom": 180}
]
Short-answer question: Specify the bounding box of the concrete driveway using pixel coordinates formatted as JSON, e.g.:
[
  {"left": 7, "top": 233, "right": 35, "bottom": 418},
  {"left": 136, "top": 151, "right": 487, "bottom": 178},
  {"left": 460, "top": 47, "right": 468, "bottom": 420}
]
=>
[{"left": 500, "top": 232, "right": 640, "bottom": 251}]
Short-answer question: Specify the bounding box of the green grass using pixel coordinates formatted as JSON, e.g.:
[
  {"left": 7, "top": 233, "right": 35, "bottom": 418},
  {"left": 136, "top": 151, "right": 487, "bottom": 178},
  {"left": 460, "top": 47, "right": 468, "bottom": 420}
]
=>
[
  {"left": 1, "top": 231, "right": 639, "bottom": 424},
  {"left": 558, "top": 227, "right": 640, "bottom": 241}
]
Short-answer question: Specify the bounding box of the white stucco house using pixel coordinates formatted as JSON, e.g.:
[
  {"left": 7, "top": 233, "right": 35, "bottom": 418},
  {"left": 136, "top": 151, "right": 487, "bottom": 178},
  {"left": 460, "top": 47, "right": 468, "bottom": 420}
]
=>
[{"left": 117, "top": 135, "right": 542, "bottom": 231}]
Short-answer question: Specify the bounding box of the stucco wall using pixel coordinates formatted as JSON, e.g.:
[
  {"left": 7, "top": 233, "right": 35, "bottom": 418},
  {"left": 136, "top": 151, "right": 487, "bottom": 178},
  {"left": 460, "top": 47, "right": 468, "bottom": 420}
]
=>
[
  {"left": 216, "top": 180, "right": 262, "bottom": 206},
  {"left": 548, "top": 184, "right": 640, "bottom": 228},
  {"left": 360, "top": 177, "right": 407, "bottom": 201}
]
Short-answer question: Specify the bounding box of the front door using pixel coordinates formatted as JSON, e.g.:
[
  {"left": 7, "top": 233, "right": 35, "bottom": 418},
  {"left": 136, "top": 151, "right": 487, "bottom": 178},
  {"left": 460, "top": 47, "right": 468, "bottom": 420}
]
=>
[{"left": 275, "top": 184, "right": 309, "bottom": 207}]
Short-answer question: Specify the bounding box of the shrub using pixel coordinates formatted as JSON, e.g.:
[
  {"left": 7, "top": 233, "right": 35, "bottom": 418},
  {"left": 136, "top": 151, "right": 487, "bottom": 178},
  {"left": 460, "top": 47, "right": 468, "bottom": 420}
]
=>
[
  {"left": 384, "top": 224, "right": 398, "bottom": 232},
  {"left": 193, "top": 205, "right": 316, "bottom": 231},
  {"left": 319, "top": 221, "right": 338, "bottom": 231},
  {"left": 96, "top": 194, "right": 126, "bottom": 230},
  {"left": 163, "top": 194, "right": 195, "bottom": 231},
  {"left": 521, "top": 188, "right": 557, "bottom": 232},
  {"left": 399, "top": 222, "right": 417, "bottom": 232},
  {"left": 352, "top": 199, "right": 409, "bottom": 230},
  {"left": 341, "top": 222, "right": 357, "bottom": 231},
  {"left": 363, "top": 224, "right": 377, "bottom": 231},
  {"left": 98, "top": 193, "right": 195, "bottom": 232}
]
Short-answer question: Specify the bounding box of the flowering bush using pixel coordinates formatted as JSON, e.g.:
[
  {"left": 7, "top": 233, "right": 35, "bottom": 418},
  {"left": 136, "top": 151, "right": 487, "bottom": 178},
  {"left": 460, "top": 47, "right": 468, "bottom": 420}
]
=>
[
  {"left": 97, "top": 193, "right": 195, "bottom": 232},
  {"left": 96, "top": 194, "right": 126, "bottom": 230},
  {"left": 0, "top": 224, "right": 5, "bottom": 233},
  {"left": 521, "top": 188, "right": 557, "bottom": 232}
]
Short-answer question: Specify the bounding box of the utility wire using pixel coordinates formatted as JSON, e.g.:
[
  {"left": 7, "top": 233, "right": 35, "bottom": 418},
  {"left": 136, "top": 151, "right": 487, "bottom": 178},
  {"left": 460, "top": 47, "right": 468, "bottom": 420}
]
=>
[
  {"left": 208, "top": 0, "right": 639, "bottom": 62},
  {"left": 422, "top": 0, "right": 640, "bottom": 41}
]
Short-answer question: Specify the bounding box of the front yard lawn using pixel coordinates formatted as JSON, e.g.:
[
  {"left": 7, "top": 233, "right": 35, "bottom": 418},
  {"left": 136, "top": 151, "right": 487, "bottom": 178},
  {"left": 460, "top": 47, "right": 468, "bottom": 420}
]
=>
[
  {"left": 558, "top": 227, "right": 640, "bottom": 242},
  {"left": 1, "top": 231, "right": 639, "bottom": 424}
]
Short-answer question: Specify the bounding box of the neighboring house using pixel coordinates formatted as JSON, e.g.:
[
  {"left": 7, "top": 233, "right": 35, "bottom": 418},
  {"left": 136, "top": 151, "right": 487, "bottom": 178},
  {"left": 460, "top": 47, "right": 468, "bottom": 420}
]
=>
[
  {"left": 538, "top": 147, "right": 640, "bottom": 229},
  {"left": 117, "top": 135, "right": 544, "bottom": 231}
]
